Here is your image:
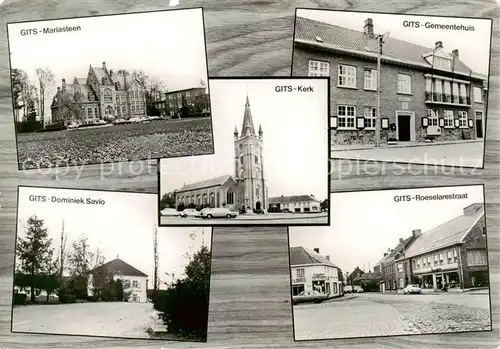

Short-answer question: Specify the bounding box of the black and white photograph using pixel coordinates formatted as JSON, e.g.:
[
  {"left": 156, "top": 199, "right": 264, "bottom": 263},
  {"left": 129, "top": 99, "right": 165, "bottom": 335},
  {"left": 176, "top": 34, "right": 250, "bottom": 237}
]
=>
[
  {"left": 288, "top": 185, "right": 491, "bottom": 341},
  {"left": 12, "top": 186, "right": 212, "bottom": 342},
  {"left": 292, "top": 9, "right": 492, "bottom": 168},
  {"left": 159, "top": 77, "right": 330, "bottom": 226},
  {"left": 8, "top": 8, "right": 213, "bottom": 170}
]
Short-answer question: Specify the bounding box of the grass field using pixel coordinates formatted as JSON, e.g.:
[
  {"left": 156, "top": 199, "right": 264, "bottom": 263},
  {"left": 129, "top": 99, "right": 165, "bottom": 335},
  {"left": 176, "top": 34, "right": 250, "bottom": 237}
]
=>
[{"left": 16, "top": 117, "right": 214, "bottom": 170}]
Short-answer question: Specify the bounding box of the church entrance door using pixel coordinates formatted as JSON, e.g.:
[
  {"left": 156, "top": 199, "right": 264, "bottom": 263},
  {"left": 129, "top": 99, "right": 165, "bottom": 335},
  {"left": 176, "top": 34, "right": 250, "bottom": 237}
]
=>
[{"left": 256, "top": 201, "right": 261, "bottom": 211}]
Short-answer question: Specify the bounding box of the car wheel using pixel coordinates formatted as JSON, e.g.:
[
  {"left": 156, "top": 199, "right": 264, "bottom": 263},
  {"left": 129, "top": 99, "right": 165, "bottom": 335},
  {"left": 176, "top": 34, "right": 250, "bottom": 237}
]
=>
[
  {"left": 207, "top": 214, "right": 213, "bottom": 219},
  {"left": 225, "top": 214, "right": 232, "bottom": 218}
]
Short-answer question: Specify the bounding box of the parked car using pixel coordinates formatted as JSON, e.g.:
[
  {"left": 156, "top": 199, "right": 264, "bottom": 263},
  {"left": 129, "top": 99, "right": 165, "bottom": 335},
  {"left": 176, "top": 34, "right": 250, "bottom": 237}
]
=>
[
  {"left": 129, "top": 117, "right": 143, "bottom": 124},
  {"left": 281, "top": 208, "right": 293, "bottom": 213},
  {"left": 292, "top": 290, "right": 329, "bottom": 305},
  {"left": 113, "top": 118, "right": 127, "bottom": 125},
  {"left": 160, "top": 208, "right": 180, "bottom": 217},
  {"left": 67, "top": 122, "right": 79, "bottom": 130},
  {"left": 180, "top": 208, "right": 199, "bottom": 218},
  {"left": 94, "top": 120, "right": 107, "bottom": 125},
  {"left": 344, "top": 285, "right": 353, "bottom": 293},
  {"left": 353, "top": 286, "right": 364, "bottom": 293},
  {"left": 403, "top": 284, "right": 422, "bottom": 294},
  {"left": 200, "top": 207, "right": 238, "bottom": 219}
]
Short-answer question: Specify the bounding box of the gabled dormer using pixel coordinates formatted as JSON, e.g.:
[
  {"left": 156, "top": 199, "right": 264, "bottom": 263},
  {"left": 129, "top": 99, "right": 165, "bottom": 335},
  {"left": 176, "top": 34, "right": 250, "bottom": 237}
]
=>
[{"left": 422, "top": 41, "right": 457, "bottom": 71}]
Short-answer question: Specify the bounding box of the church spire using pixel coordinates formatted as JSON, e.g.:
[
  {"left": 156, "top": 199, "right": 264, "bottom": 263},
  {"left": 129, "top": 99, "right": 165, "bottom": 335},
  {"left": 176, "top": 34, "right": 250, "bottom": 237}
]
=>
[{"left": 241, "top": 90, "right": 256, "bottom": 136}]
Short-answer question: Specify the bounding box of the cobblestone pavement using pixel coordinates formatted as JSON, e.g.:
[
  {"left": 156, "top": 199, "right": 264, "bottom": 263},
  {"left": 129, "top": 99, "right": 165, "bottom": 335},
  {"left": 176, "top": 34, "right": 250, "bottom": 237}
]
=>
[
  {"left": 13, "top": 302, "right": 156, "bottom": 339},
  {"left": 331, "top": 141, "right": 484, "bottom": 168},
  {"left": 293, "top": 292, "right": 491, "bottom": 341}
]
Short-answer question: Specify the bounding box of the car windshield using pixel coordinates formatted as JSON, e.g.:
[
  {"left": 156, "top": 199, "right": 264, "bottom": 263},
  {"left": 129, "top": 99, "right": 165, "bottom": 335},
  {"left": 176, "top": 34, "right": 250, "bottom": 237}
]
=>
[{"left": 298, "top": 291, "right": 306, "bottom": 296}]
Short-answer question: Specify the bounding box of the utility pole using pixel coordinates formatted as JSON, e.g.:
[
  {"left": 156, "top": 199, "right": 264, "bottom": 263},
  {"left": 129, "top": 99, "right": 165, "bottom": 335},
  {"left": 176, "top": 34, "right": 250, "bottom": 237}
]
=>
[
  {"left": 375, "top": 34, "right": 383, "bottom": 147},
  {"left": 153, "top": 225, "right": 159, "bottom": 290}
]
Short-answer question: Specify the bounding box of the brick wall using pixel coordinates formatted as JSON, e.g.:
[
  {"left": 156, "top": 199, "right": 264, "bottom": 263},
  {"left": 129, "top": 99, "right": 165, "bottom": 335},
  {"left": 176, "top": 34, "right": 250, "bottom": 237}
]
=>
[
  {"left": 459, "top": 214, "right": 487, "bottom": 288},
  {"left": 292, "top": 45, "right": 481, "bottom": 144}
]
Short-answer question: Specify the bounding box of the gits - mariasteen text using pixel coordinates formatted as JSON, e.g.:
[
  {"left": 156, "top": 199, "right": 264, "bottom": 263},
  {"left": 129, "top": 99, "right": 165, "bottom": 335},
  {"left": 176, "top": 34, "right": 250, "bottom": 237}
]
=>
[
  {"left": 28, "top": 195, "right": 105, "bottom": 205},
  {"left": 19, "top": 25, "right": 82, "bottom": 36}
]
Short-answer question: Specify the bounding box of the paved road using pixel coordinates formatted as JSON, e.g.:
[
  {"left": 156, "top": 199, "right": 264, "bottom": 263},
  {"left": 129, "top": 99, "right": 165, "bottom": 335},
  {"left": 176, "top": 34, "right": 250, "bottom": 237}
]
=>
[
  {"left": 13, "top": 302, "right": 156, "bottom": 339},
  {"left": 293, "top": 292, "right": 491, "bottom": 341},
  {"left": 160, "top": 213, "right": 328, "bottom": 225},
  {"left": 331, "top": 141, "right": 484, "bottom": 168}
]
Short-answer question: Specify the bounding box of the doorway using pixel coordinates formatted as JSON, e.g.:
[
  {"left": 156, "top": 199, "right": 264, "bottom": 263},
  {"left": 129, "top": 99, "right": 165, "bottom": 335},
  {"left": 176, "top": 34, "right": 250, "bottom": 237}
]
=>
[
  {"left": 475, "top": 111, "right": 484, "bottom": 138},
  {"left": 256, "top": 201, "right": 261, "bottom": 211},
  {"left": 398, "top": 114, "right": 411, "bottom": 141}
]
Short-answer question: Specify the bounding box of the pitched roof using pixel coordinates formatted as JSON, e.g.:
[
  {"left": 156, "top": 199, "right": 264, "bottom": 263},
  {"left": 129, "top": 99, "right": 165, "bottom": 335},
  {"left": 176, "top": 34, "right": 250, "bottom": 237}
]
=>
[
  {"left": 63, "top": 83, "right": 95, "bottom": 102},
  {"left": 405, "top": 205, "right": 484, "bottom": 258},
  {"left": 290, "top": 246, "right": 338, "bottom": 268},
  {"left": 92, "top": 258, "right": 148, "bottom": 277},
  {"left": 75, "top": 78, "right": 88, "bottom": 85},
  {"left": 92, "top": 67, "right": 110, "bottom": 82},
  {"left": 269, "top": 195, "right": 319, "bottom": 204},
  {"left": 165, "top": 87, "right": 206, "bottom": 95},
  {"left": 175, "top": 175, "right": 233, "bottom": 193},
  {"left": 355, "top": 271, "right": 382, "bottom": 281},
  {"left": 240, "top": 94, "right": 256, "bottom": 136},
  {"left": 294, "top": 16, "right": 479, "bottom": 78}
]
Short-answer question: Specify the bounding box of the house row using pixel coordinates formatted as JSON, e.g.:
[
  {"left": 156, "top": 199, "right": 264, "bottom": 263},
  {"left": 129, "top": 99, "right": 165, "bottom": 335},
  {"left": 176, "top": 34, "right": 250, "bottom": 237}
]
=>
[
  {"left": 292, "top": 16, "right": 488, "bottom": 144},
  {"left": 364, "top": 203, "right": 488, "bottom": 292},
  {"left": 152, "top": 86, "right": 211, "bottom": 118},
  {"left": 289, "top": 246, "right": 343, "bottom": 298}
]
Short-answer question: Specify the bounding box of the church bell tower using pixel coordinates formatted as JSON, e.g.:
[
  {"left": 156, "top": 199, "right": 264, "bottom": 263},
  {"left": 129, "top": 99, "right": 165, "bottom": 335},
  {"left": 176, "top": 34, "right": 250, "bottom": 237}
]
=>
[{"left": 233, "top": 92, "right": 267, "bottom": 212}]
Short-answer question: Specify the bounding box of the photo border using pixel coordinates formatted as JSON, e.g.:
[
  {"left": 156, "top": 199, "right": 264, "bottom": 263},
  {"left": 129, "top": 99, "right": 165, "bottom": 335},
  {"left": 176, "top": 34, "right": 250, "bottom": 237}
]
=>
[
  {"left": 290, "top": 8, "right": 493, "bottom": 171},
  {"left": 11, "top": 184, "right": 215, "bottom": 343},
  {"left": 286, "top": 183, "right": 493, "bottom": 342},
  {"left": 7, "top": 7, "right": 215, "bottom": 172},
  {"left": 157, "top": 76, "right": 332, "bottom": 228}
]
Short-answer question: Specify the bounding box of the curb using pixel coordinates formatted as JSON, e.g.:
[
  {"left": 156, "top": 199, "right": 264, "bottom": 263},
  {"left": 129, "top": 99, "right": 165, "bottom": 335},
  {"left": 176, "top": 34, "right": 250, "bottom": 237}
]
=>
[{"left": 332, "top": 139, "right": 482, "bottom": 152}]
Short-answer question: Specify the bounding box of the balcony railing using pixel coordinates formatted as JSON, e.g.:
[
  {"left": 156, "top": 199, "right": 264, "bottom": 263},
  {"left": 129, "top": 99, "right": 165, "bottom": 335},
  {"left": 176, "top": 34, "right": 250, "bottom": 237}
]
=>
[{"left": 425, "top": 92, "right": 470, "bottom": 106}]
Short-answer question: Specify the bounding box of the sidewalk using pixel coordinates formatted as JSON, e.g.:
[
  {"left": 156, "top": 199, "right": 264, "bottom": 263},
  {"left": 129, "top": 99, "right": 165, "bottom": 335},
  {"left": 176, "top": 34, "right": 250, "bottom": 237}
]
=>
[
  {"left": 331, "top": 139, "right": 482, "bottom": 152},
  {"left": 324, "top": 294, "right": 359, "bottom": 303}
]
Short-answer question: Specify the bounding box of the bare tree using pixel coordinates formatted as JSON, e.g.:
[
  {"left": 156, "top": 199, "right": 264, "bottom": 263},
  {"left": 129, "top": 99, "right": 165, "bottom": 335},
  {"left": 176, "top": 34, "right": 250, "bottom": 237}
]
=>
[
  {"left": 35, "top": 68, "right": 55, "bottom": 123},
  {"left": 67, "top": 234, "right": 93, "bottom": 277}
]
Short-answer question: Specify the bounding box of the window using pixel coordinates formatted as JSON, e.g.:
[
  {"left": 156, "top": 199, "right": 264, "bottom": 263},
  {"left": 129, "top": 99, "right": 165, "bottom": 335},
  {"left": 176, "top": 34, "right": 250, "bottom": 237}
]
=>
[
  {"left": 458, "top": 111, "right": 468, "bottom": 128},
  {"left": 332, "top": 283, "right": 338, "bottom": 294},
  {"left": 364, "top": 69, "right": 377, "bottom": 90},
  {"left": 296, "top": 268, "right": 305, "bottom": 278},
  {"left": 427, "top": 257, "right": 430, "bottom": 265},
  {"left": 308, "top": 60, "right": 330, "bottom": 77},
  {"left": 453, "top": 249, "right": 458, "bottom": 262},
  {"left": 444, "top": 110, "right": 454, "bottom": 128},
  {"left": 226, "top": 188, "right": 234, "bottom": 205},
  {"left": 426, "top": 78, "right": 432, "bottom": 92},
  {"left": 473, "top": 87, "right": 483, "bottom": 103},
  {"left": 256, "top": 185, "right": 260, "bottom": 197},
  {"left": 240, "top": 156, "right": 243, "bottom": 165},
  {"left": 363, "top": 107, "right": 376, "bottom": 129},
  {"left": 397, "top": 74, "right": 412, "bottom": 94},
  {"left": 397, "top": 263, "right": 403, "bottom": 272},
  {"left": 337, "top": 105, "right": 356, "bottom": 129},
  {"left": 427, "top": 109, "right": 439, "bottom": 126},
  {"left": 338, "top": 65, "right": 356, "bottom": 88},
  {"left": 203, "top": 194, "right": 208, "bottom": 205},
  {"left": 433, "top": 56, "right": 451, "bottom": 70},
  {"left": 254, "top": 155, "right": 258, "bottom": 164},
  {"left": 459, "top": 84, "right": 467, "bottom": 98},
  {"left": 439, "top": 253, "right": 443, "bottom": 264},
  {"left": 103, "top": 88, "right": 113, "bottom": 103},
  {"left": 434, "top": 254, "right": 438, "bottom": 265},
  {"left": 197, "top": 195, "right": 201, "bottom": 206},
  {"left": 186, "top": 91, "right": 191, "bottom": 97},
  {"left": 132, "top": 280, "right": 138, "bottom": 288},
  {"left": 210, "top": 193, "right": 215, "bottom": 206},
  {"left": 444, "top": 81, "right": 451, "bottom": 97},
  {"left": 467, "top": 249, "right": 487, "bottom": 265},
  {"left": 417, "top": 259, "right": 420, "bottom": 267},
  {"left": 239, "top": 168, "right": 245, "bottom": 179}
]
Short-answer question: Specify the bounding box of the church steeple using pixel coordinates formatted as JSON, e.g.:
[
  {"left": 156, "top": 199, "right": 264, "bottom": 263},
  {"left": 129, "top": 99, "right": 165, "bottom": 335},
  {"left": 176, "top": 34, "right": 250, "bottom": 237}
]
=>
[{"left": 241, "top": 91, "right": 256, "bottom": 136}]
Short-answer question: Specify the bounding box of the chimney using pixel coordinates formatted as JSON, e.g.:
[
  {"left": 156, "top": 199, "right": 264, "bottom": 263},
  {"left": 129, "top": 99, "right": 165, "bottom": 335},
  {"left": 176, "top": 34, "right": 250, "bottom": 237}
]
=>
[
  {"left": 463, "top": 203, "right": 484, "bottom": 216},
  {"left": 102, "top": 61, "right": 106, "bottom": 70},
  {"left": 399, "top": 238, "right": 404, "bottom": 244},
  {"left": 452, "top": 49, "right": 459, "bottom": 58},
  {"left": 364, "top": 18, "right": 374, "bottom": 36},
  {"left": 109, "top": 69, "right": 113, "bottom": 77},
  {"left": 313, "top": 248, "right": 319, "bottom": 254},
  {"left": 412, "top": 229, "right": 422, "bottom": 238},
  {"left": 435, "top": 41, "right": 443, "bottom": 50},
  {"left": 61, "top": 78, "right": 66, "bottom": 91},
  {"left": 326, "top": 255, "right": 330, "bottom": 261}
]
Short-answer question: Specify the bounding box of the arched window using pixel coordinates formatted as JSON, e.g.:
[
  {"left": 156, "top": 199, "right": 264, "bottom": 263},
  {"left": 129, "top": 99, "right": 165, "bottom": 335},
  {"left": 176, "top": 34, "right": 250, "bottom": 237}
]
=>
[
  {"left": 87, "top": 106, "right": 93, "bottom": 117},
  {"left": 197, "top": 195, "right": 201, "bottom": 206},
  {"left": 203, "top": 194, "right": 208, "bottom": 205},
  {"left": 192, "top": 195, "right": 195, "bottom": 203},
  {"left": 256, "top": 185, "right": 260, "bottom": 197},
  {"left": 103, "top": 88, "right": 113, "bottom": 103},
  {"left": 240, "top": 156, "right": 243, "bottom": 165},
  {"left": 216, "top": 192, "right": 220, "bottom": 207},
  {"left": 239, "top": 144, "right": 243, "bottom": 151},
  {"left": 105, "top": 105, "right": 113, "bottom": 116},
  {"left": 94, "top": 106, "right": 99, "bottom": 118},
  {"left": 239, "top": 168, "right": 245, "bottom": 179},
  {"left": 255, "top": 155, "right": 259, "bottom": 164},
  {"left": 226, "top": 188, "right": 234, "bottom": 205},
  {"left": 255, "top": 167, "right": 261, "bottom": 178},
  {"left": 210, "top": 193, "right": 215, "bottom": 207}
]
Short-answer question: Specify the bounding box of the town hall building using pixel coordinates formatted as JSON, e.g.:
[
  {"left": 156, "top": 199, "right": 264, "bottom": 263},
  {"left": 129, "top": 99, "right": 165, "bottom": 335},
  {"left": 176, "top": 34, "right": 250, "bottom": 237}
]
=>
[
  {"left": 50, "top": 62, "right": 147, "bottom": 125},
  {"left": 174, "top": 94, "right": 269, "bottom": 212}
]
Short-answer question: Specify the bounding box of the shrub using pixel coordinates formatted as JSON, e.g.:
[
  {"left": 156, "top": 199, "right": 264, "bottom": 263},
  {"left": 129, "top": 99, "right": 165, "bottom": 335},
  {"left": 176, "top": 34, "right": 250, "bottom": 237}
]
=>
[
  {"left": 59, "top": 293, "right": 77, "bottom": 303},
  {"left": 13, "top": 293, "right": 27, "bottom": 305}
]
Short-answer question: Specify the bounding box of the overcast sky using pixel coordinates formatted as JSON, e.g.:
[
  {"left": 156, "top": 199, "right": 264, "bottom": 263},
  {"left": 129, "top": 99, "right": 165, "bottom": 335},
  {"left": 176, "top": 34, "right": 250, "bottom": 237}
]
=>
[
  {"left": 160, "top": 78, "right": 329, "bottom": 201},
  {"left": 8, "top": 8, "right": 208, "bottom": 122},
  {"left": 16, "top": 187, "right": 211, "bottom": 289},
  {"left": 289, "top": 185, "right": 484, "bottom": 274},
  {"left": 297, "top": 9, "right": 491, "bottom": 75}
]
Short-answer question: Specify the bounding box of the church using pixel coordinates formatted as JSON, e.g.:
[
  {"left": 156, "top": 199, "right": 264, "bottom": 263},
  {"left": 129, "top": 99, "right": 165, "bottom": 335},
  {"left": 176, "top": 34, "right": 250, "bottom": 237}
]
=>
[{"left": 174, "top": 94, "right": 269, "bottom": 212}]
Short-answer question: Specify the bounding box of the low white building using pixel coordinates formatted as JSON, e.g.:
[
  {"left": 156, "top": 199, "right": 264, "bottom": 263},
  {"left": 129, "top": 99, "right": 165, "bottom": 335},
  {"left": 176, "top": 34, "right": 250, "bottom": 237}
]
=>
[
  {"left": 269, "top": 195, "right": 321, "bottom": 213},
  {"left": 88, "top": 258, "right": 148, "bottom": 303},
  {"left": 289, "top": 246, "right": 343, "bottom": 298}
]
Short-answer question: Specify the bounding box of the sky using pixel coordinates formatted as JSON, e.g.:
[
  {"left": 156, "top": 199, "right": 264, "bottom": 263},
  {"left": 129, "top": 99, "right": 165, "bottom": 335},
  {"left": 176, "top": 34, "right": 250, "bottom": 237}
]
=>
[
  {"left": 16, "top": 187, "right": 212, "bottom": 289},
  {"left": 297, "top": 9, "right": 491, "bottom": 76},
  {"left": 289, "top": 185, "right": 484, "bottom": 274},
  {"left": 160, "top": 78, "right": 329, "bottom": 201},
  {"left": 8, "top": 8, "right": 208, "bottom": 122}
]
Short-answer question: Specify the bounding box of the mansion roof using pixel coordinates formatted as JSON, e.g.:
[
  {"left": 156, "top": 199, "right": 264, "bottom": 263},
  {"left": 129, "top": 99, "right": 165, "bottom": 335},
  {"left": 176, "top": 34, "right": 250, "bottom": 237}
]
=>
[
  {"left": 404, "top": 204, "right": 484, "bottom": 258},
  {"left": 269, "top": 195, "right": 319, "bottom": 204},
  {"left": 295, "top": 17, "right": 480, "bottom": 78},
  {"left": 176, "top": 174, "right": 234, "bottom": 193},
  {"left": 290, "top": 246, "right": 339, "bottom": 268},
  {"left": 91, "top": 258, "right": 148, "bottom": 278}
]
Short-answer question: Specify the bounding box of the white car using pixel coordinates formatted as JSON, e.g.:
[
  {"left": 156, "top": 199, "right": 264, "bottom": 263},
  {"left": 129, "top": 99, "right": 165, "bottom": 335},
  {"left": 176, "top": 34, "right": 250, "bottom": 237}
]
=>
[
  {"left": 94, "top": 120, "right": 107, "bottom": 125},
  {"left": 180, "top": 208, "right": 199, "bottom": 218},
  {"left": 129, "top": 117, "right": 143, "bottom": 124},
  {"left": 403, "top": 284, "right": 421, "bottom": 294},
  {"left": 67, "top": 122, "right": 79, "bottom": 130},
  {"left": 113, "top": 118, "right": 127, "bottom": 125},
  {"left": 161, "top": 208, "right": 180, "bottom": 217},
  {"left": 200, "top": 207, "right": 238, "bottom": 219}
]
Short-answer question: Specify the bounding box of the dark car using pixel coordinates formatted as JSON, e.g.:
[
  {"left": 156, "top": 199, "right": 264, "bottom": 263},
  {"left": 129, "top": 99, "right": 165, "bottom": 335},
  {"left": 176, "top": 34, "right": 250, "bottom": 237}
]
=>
[{"left": 292, "top": 290, "right": 329, "bottom": 305}]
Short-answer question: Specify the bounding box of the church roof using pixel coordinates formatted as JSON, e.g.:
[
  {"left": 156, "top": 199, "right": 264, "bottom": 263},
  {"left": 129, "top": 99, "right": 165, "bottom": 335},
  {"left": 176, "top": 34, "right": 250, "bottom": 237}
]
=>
[
  {"left": 175, "top": 175, "right": 234, "bottom": 193},
  {"left": 269, "top": 195, "right": 319, "bottom": 204},
  {"left": 240, "top": 94, "right": 256, "bottom": 136}
]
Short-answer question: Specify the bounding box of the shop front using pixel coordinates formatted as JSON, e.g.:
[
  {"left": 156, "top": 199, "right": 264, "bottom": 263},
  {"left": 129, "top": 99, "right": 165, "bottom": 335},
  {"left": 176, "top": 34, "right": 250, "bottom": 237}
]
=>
[
  {"left": 291, "top": 277, "right": 306, "bottom": 296},
  {"left": 413, "top": 268, "right": 461, "bottom": 290}
]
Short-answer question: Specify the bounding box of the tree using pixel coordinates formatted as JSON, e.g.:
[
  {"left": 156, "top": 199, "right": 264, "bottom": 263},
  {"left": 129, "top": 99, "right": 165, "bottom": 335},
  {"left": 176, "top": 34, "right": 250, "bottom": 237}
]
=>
[
  {"left": 35, "top": 67, "right": 55, "bottom": 123},
  {"left": 57, "top": 92, "right": 84, "bottom": 122},
  {"left": 320, "top": 199, "right": 329, "bottom": 211},
  {"left": 11, "top": 69, "right": 23, "bottom": 120},
  {"left": 67, "top": 234, "right": 93, "bottom": 277},
  {"left": 160, "top": 192, "right": 176, "bottom": 210},
  {"left": 179, "top": 95, "right": 192, "bottom": 119},
  {"left": 16, "top": 215, "right": 54, "bottom": 302},
  {"left": 26, "top": 98, "right": 37, "bottom": 121}
]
